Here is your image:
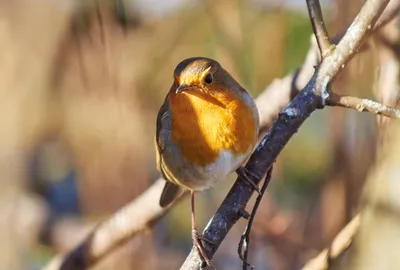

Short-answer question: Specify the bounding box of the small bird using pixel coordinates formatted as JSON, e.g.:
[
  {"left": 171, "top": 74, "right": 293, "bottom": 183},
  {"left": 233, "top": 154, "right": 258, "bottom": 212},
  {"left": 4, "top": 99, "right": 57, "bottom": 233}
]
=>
[{"left": 155, "top": 57, "right": 260, "bottom": 265}]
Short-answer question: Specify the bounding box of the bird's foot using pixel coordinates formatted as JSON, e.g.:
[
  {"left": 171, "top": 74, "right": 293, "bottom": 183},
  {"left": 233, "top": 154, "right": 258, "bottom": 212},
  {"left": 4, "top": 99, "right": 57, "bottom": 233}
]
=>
[
  {"left": 192, "top": 230, "right": 215, "bottom": 269},
  {"left": 236, "top": 166, "right": 261, "bottom": 194}
]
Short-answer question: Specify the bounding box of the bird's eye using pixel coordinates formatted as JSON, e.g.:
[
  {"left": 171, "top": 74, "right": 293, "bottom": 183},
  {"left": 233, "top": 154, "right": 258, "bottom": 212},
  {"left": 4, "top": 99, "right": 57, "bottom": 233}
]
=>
[{"left": 204, "top": 73, "right": 213, "bottom": 84}]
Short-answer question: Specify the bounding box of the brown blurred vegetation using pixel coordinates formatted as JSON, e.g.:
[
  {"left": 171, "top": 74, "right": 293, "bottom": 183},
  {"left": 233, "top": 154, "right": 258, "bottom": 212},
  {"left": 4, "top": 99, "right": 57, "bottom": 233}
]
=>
[{"left": 0, "top": 0, "right": 398, "bottom": 269}]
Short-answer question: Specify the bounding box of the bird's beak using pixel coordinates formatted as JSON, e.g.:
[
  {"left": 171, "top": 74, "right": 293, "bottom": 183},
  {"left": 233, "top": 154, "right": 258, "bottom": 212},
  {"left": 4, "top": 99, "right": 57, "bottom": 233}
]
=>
[{"left": 175, "top": 83, "right": 190, "bottom": 94}]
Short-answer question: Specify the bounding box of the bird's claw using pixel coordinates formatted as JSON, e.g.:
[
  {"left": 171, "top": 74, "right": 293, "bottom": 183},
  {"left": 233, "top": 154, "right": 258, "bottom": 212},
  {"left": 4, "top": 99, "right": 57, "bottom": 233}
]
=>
[
  {"left": 236, "top": 167, "right": 261, "bottom": 194},
  {"left": 192, "top": 230, "right": 215, "bottom": 269}
]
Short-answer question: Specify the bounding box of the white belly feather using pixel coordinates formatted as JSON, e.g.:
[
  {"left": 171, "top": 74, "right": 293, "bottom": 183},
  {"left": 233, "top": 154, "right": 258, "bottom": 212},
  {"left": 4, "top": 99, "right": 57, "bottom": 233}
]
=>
[{"left": 195, "top": 149, "right": 250, "bottom": 190}]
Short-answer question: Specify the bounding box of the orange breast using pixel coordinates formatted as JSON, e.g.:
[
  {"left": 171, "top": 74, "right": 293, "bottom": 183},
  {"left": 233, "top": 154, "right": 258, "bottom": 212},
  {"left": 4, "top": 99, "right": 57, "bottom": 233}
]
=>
[{"left": 169, "top": 88, "right": 256, "bottom": 167}]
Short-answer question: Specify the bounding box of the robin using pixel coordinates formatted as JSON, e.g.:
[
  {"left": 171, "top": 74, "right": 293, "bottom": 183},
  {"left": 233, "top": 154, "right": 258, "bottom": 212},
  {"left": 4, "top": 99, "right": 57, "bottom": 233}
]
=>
[{"left": 155, "top": 57, "right": 260, "bottom": 266}]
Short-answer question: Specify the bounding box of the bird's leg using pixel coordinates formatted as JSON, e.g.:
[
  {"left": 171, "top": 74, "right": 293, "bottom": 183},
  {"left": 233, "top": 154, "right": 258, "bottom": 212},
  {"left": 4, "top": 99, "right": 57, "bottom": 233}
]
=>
[
  {"left": 236, "top": 166, "right": 261, "bottom": 194},
  {"left": 190, "top": 190, "right": 215, "bottom": 268}
]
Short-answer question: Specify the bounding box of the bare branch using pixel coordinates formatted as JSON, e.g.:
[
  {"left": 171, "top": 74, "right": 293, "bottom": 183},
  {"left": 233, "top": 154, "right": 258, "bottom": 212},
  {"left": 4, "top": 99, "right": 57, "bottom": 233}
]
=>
[
  {"left": 45, "top": 179, "right": 173, "bottom": 270},
  {"left": 306, "top": 0, "right": 333, "bottom": 58},
  {"left": 327, "top": 93, "right": 400, "bottom": 118},
  {"left": 180, "top": 0, "right": 390, "bottom": 269},
  {"left": 302, "top": 215, "right": 360, "bottom": 270}
]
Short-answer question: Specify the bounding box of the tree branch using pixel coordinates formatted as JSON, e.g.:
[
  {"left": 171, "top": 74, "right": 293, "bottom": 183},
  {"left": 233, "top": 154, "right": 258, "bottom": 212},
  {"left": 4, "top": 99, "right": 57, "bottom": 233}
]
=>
[
  {"left": 327, "top": 93, "right": 400, "bottom": 118},
  {"left": 180, "top": 0, "right": 389, "bottom": 269},
  {"left": 45, "top": 179, "right": 173, "bottom": 270},
  {"left": 306, "top": 0, "right": 333, "bottom": 58}
]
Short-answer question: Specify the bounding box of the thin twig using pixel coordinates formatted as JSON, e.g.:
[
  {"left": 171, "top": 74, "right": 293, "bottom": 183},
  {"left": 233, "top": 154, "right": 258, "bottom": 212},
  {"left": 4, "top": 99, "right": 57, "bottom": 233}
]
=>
[
  {"left": 238, "top": 167, "right": 274, "bottom": 270},
  {"left": 306, "top": 0, "right": 333, "bottom": 58},
  {"left": 327, "top": 93, "right": 400, "bottom": 118}
]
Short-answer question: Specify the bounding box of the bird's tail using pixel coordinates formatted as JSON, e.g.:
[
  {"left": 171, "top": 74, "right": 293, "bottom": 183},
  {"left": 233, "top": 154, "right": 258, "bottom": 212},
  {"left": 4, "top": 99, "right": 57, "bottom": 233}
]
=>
[{"left": 160, "top": 181, "right": 182, "bottom": 207}]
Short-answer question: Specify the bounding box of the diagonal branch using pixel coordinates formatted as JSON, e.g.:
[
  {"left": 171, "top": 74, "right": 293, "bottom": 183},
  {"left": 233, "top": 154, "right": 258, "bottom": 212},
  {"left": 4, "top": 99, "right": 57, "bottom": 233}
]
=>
[
  {"left": 327, "top": 93, "right": 400, "bottom": 118},
  {"left": 51, "top": 179, "right": 173, "bottom": 270},
  {"left": 306, "top": 0, "right": 333, "bottom": 58},
  {"left": 180, "top": 0, "right": 390, "bottom": 269}
]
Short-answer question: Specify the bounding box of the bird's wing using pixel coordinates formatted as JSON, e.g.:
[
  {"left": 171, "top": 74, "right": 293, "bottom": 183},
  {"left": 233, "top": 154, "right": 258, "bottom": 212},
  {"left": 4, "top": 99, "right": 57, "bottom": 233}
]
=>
[
  {"left": 155, "top": 93, "right": 183, "bottom": 207},
  {"left": 155, "top": 93, "right": 170, "bottom": 156}
]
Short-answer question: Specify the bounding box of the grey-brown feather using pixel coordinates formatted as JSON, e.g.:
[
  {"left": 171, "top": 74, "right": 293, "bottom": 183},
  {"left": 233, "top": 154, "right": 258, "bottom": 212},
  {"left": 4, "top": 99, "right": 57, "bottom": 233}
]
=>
[
  {"left": 155, "top": 92, "right": 183, "bottom": 206},
  {"left": 159, "top": 181, "right": 182, "bottom": 207}
]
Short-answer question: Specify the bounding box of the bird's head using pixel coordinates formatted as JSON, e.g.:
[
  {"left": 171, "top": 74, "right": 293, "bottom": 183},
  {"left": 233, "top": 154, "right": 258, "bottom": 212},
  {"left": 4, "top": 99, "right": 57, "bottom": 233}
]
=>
[{"left": 172, "top": 57, "right": 231, "bottom": 95}]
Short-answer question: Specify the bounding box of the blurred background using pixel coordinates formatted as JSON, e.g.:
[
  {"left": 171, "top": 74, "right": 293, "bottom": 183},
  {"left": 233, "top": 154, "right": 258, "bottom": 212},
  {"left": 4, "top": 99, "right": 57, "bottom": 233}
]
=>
[{"left": 1, "top": 0, "right": 399, "bottom": 269}]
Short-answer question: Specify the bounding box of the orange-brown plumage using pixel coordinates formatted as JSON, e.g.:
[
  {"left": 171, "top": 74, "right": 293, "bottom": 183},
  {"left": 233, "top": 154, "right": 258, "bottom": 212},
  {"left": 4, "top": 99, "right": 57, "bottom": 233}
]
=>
[
  {"left": 156, "top": 57, "right": 259, "bottom": 193},
  {"left": 169, "top": 86, "right": 256, "bottom": 166}
]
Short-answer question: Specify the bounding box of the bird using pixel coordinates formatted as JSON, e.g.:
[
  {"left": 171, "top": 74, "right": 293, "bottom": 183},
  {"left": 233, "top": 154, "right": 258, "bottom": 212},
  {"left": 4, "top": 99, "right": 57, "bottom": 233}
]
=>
[{"left": 155, "top": 57, "right": 260, "bottom": 266}]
